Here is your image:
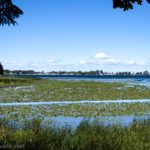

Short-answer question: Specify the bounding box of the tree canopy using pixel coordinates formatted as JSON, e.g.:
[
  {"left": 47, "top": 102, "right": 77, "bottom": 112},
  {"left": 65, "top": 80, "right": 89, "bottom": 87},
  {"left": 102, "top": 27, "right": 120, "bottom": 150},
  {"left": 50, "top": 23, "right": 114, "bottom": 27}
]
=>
[
  {"left": 0, "top": 63, "right": 4, "bottom": 75},
  {"left": 0, "top": 0, "right": 150, "bottom": 26},
  {"left": 0, "top": 0, "right": 23, "bottom": 26},
  {"left": 113, "top": 0, "right": 150, "bottom": 11}
]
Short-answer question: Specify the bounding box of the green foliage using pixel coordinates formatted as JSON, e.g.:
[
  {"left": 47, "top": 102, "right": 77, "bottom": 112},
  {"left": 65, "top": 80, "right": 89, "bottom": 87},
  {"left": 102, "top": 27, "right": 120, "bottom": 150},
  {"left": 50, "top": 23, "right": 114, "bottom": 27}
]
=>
[
  {"left": 0, "top": 63, "right": 4, "bottom": 75},
  {"left": 113, "top": 0, "right": 150, "bottom": 11},
  {"left": 0, "top": 0, "right": 23, "bottom": 26},
  {"left": 1, "top": 118, "right": 150, "bottom": 149},
  {"left": 0, "top": 77, "right": 40, "bottom": 87}
]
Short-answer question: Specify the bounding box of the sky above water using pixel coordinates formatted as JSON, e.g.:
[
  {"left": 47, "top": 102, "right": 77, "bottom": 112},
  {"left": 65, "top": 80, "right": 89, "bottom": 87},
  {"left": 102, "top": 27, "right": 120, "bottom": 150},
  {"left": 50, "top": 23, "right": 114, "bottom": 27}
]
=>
[{"left": 1, "top": 0, "right": 150, "bottom": 72}]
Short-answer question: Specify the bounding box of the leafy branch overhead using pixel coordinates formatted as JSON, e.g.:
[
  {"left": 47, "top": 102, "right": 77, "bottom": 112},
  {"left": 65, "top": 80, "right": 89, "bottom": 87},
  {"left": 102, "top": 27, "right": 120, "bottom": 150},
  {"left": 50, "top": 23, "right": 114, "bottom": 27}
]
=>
[
  {"left": 0, "top": 0, "right": 23, "bottom": 26},
  {"left": 113, "top": 0, "right": 150, "bottom": 11},
  {"left": 0, "top": 0, "right": 150, "bottom": 26}
]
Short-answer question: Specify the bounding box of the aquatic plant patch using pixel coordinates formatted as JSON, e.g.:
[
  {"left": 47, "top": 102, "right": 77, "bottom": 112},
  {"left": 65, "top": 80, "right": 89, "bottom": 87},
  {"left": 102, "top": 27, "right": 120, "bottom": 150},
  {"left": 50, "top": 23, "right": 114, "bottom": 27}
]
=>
[
  {"left": 0, "top": 77, "right": 150, "bottom": 102},
  {"left": 1, "top": 103, "right": 150, "bottom": 120}
]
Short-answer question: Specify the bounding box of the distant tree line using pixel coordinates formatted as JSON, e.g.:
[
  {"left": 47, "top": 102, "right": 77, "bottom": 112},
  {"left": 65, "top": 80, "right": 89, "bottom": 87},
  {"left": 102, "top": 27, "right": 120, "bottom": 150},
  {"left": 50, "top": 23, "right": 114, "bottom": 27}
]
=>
[
  {"left": 4, "top": 70, "right": 37, "bottom": 75},
  {"left": 4, "top": 69, "right": 150, "bottom": 76},
  {"left": 116, "top": 70, "right": 149, "bottom": 76}
]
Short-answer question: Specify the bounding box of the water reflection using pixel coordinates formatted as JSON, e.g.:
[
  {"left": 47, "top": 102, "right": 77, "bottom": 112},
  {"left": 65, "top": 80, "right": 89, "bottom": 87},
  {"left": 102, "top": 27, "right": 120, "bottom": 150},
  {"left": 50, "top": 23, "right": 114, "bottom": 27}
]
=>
[
  {"left": 1, "top": 114, "right": 150, "bottom": 129},
  {"left": 47, "top": 114, "right": 150, "bottom": 128}
]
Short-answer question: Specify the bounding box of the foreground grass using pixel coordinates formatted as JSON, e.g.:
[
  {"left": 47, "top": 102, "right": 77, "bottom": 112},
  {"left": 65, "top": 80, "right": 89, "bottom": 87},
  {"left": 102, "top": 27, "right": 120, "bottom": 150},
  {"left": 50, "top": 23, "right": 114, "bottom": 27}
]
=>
[
  {"left": 0, "top": 118, "right": 150, "bottom": 150},
  {"left": 0, "top": 77, "right": 150, "bottom": 102}
]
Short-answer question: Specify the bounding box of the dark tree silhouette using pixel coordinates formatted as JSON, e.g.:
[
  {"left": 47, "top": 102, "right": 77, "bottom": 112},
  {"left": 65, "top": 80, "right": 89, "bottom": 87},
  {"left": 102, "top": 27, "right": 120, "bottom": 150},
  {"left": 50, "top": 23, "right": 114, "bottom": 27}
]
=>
[
  {"left": 0, "top": 0, "right": 23, "bottom": 26},
  {"left": 0, "top": 63, "right": 4, "bottom": 75},
  {"left": 113, "top": 0, "right": 150, "bottom": 11}
]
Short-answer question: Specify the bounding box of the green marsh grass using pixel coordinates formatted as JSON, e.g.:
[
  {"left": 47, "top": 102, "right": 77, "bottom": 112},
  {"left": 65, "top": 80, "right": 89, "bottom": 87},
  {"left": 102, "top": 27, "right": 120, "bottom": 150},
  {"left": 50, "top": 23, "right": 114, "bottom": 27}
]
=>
[
  {"left": 1, "top": 118, "right": 150, "bottom": 149},
  {"left": 0, "top": 77, "right": 150, "bottom": 102},
  {"left": 1, "top": 103, "right": 150, "bottom": 119}
]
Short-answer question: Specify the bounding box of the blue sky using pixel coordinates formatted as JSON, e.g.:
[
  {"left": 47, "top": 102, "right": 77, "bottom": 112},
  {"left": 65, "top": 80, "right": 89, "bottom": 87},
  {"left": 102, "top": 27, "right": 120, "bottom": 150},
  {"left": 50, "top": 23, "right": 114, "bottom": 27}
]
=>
[{"left": 1, "top": 0, "right": 150, "bottom": 72}]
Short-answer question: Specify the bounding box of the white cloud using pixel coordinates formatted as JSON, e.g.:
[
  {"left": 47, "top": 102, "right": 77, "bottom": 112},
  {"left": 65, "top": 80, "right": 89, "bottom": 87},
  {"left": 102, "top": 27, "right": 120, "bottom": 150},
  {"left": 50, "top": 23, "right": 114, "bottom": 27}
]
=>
[
  {"left": 2, "top": 59, "right": 62, "bottom": 71},
  {"left": 126, "top": 60, "right": 137, "bottom": 65},
  {"left": 126, "top": 60, "right": 146, "bottom": 66},
  {"left": 46, "top": 59, "right": 61, "bottom": 65},
  {"left": 79, "top": 59, "right": 86, "bottom": 65},
  {"left": 104, "top": 58, "right": 121, "bottom": 65},
  {"left": 93, "top": 52, "right": 109, "bottom": 59},
  {"left": 1, "top": 55, "right": 149, "bottom": 72}
]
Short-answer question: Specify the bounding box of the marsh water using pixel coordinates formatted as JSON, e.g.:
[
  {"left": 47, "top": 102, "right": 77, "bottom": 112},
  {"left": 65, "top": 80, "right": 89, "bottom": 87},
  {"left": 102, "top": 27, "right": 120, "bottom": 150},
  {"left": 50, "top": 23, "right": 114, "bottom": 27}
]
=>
[
  {"left": 1, "top": 114, "right": 150, "bottom": 129},
  {"left": 1, "top": 99, "right": 150, "bottom": 106},
  {"left": 47, "top": 114, "right": 150, "bottom": 128},
  {"left": 1, "top": 75, "right": 150, "bottom": 127}
]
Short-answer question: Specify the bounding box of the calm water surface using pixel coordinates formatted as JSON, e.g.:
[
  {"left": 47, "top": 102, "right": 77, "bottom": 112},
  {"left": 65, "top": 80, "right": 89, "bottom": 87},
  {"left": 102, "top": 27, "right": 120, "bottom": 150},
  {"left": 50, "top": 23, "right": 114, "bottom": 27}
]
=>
[
  {"left": 1, "top": 114, "right": 150, "bottom": 128},
  {"left": 1, "top": 99, "right": 150, "bottom": 106},
  {"left": 48, "top": 114, "right": 150, "bottom": 128}
]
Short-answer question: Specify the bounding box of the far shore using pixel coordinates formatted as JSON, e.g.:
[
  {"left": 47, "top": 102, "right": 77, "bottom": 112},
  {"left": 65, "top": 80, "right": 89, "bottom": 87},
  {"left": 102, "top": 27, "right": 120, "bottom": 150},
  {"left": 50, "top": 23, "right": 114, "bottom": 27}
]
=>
[{"left": 13, "top": 74, "right": 150, "bottom": 79}]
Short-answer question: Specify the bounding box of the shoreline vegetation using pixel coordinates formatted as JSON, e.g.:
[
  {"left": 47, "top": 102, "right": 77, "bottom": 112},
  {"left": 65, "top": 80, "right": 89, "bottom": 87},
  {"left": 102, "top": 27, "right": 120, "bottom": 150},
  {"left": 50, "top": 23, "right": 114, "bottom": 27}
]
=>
[{"left": 1, "top": 118, "right": 150, "bottom": 150}]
